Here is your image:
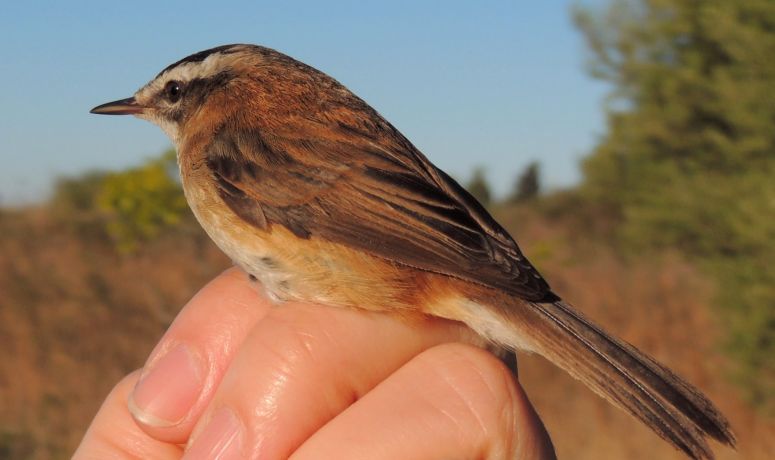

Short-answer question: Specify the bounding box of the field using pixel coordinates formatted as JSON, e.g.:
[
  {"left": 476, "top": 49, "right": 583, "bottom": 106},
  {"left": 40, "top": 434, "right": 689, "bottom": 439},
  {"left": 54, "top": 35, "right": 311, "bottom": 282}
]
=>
[{"left": 0, "top": 202, "right": 772, "bottom": 459}]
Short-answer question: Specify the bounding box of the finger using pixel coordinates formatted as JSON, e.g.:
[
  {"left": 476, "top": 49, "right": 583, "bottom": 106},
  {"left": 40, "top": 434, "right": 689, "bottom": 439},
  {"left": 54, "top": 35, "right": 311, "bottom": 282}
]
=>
[
  {"left": 129, "top": 267, "right": 272, "bottom": 443},
  {"left": 181, "top": 301, "right": 484, "bottom": 459},
  {"left": 291, "top": 343, "right": 556, "bottom": 460},
  {"left": 73, "top": 371, "right": 182, "bottom": 460}
]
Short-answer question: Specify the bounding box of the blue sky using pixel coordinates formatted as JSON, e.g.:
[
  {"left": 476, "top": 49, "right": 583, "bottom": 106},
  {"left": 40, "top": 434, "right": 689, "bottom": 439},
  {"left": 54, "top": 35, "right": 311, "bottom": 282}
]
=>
[{"left": 0, "top": 1, "right": 608, "bottom": 204}]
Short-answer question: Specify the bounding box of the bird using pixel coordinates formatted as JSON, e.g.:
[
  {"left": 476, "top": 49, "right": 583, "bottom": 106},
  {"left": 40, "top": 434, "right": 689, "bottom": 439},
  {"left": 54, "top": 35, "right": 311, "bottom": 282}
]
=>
[{"left": 91, "top": 44, "right": 734, "bottom": 459}]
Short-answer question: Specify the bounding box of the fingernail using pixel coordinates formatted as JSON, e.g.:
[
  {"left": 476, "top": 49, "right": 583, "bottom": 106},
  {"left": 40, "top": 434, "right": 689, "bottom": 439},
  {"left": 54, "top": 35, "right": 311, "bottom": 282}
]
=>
[
  {"left": 183, "top": 407, "right": 244, "bottom": 460},
  {"left": 129, "top": 343, "right": 203, "bottom": 427}
]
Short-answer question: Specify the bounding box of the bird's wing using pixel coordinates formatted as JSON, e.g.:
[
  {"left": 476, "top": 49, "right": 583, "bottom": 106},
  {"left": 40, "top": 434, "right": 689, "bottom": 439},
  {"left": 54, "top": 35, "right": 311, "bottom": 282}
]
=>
[{"left": 204, "top": 120, "right": 558, "bottom": 302}]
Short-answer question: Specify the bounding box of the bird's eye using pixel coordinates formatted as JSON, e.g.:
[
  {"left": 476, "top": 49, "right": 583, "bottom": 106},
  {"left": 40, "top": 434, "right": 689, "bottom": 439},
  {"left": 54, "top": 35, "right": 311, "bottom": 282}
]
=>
[{"left": 165, "top": 80, "right": 182, "bottom": 102}]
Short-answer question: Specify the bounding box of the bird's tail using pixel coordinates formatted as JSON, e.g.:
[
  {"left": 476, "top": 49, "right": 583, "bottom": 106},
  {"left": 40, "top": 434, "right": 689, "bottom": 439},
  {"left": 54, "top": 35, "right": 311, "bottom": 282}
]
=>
[{"left": 485, "top": 299, "right": 735, "bottom": 460}]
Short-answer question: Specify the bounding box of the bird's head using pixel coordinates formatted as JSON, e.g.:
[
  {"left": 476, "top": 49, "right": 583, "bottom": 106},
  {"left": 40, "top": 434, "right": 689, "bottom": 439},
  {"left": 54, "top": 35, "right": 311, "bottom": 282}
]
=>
[{"left": 90, "top": 44, "right": 339, "bottom": 146}]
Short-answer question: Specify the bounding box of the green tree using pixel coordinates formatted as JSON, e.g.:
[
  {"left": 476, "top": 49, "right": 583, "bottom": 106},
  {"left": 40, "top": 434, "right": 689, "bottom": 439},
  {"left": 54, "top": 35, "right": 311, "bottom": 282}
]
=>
[
  {"left": 96, "top": 150, "right": 189, "bottom": 252},
  {"left": 575, "top": 0, "right": 775, "bottom": 407},
  {"left": 509, "top": 161, "right": 541, "bottom": 203},
  {"left": 465, "top": 167, "right": 492, "bottom": 207}
]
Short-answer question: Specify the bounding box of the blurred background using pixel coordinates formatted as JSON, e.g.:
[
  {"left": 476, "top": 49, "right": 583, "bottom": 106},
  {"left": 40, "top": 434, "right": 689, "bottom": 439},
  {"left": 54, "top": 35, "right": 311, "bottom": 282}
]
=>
[{"left": 1, "top": 1, "right": 773, "bottom": 458}]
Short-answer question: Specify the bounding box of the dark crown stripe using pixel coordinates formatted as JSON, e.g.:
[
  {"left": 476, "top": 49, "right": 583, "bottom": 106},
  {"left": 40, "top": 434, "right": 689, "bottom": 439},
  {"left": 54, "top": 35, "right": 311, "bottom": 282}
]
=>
[{"left": 156, "top": 44, "right": 244, "bottom": 78}]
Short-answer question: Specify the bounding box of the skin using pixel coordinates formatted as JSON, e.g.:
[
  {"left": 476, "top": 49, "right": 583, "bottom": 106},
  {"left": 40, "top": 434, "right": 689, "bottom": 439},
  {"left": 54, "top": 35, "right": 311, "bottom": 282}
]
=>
[{"left": 74, "top": 268, "right": 556, "bottom": 459}]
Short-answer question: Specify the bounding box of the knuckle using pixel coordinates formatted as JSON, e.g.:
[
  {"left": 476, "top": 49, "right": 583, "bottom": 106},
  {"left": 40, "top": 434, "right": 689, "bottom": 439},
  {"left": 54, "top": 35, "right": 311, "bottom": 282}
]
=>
[
  {"left": 253, "top": 305, "right": 335, "bottom": 370},
  {"left": 418, "top": 343, "right": 520, "bottom": 455},
  {"left": 425, "top": 343, "right": 516, "bottom": 406}
]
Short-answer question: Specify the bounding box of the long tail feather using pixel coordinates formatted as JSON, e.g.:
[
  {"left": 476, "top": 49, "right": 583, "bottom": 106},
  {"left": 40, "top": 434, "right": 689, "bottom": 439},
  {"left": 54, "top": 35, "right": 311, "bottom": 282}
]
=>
[{"left": 496, "top": 300, "right": 735, "bottom": 460}]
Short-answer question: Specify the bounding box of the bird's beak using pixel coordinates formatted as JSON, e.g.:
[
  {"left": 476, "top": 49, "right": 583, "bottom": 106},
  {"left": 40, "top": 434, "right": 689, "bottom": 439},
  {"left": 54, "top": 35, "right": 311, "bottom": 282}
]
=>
[{"left": 90, "top": 97, "right": 145, "bottom": 115}]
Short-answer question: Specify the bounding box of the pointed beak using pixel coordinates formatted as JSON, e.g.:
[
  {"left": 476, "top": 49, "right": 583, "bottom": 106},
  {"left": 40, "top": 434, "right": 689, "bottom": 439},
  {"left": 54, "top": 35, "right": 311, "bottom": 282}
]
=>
[{"left": 90, "top": 97, "right": 145, "bottom": 115}]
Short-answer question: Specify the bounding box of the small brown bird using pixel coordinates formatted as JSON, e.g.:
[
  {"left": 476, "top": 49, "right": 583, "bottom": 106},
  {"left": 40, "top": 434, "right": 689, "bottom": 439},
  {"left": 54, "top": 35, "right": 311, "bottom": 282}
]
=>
[{"left": 91, "top": 44, "right": 734, "bottom": 459}]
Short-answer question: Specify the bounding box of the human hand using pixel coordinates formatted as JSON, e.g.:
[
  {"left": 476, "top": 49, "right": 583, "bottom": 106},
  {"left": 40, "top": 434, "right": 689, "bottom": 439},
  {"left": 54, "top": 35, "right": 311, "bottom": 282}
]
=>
[{"left": 74, "top": 268, "right": 555, "bottom": 459}]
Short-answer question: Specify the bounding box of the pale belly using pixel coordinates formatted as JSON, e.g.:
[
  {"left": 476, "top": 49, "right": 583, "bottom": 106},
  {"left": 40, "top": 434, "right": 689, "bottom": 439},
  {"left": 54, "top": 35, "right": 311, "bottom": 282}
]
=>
[
  {"left": 180, "top": 178, "right": 290, "bottom": 297},
  {"left": 190, "top": 203, "right": 302, "bottom": 302}
]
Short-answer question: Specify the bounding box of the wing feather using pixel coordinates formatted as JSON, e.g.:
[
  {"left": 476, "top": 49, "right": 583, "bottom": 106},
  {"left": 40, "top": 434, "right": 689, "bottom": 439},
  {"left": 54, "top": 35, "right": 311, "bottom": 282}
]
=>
[{"left": 205, "top": 122, "right": 559, "bottom": 302}]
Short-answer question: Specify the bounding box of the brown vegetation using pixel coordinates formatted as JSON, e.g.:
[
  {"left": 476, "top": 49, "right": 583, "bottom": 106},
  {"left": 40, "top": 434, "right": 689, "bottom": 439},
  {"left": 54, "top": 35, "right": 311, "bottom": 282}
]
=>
[
  {"left": 497, "top": 204, "right": 774, "bottom": 459},
  {"left": 0, "top": 201, "right": 772, "bottom": 459},
  {"left": 0, "top": 208, "right": 227, "bottom": 459}
]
